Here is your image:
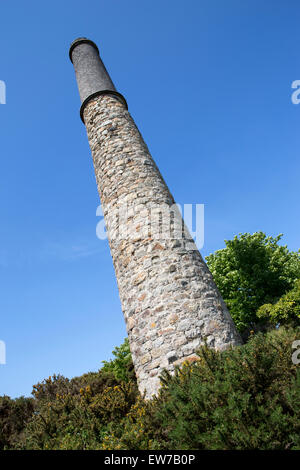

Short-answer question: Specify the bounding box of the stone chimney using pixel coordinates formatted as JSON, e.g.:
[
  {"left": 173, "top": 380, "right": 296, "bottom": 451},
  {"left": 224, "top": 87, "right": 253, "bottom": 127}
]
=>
[{"left": 69, "top": 38, "right": 242, "bottom": 398}]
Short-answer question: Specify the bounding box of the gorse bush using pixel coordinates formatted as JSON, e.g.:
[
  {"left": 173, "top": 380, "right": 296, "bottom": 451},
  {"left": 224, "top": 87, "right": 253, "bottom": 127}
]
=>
[
  {"left": 0, "top": 396, "right": 34, "bottom": 449},
  {"left": 102, "top": 327, "right": 300, "bottom": 450},
  {"left": 0, "top": 233, "right": 299, "bottom": 450},
  {"left": 154, "top": 327, "right": 300, "bottom": 450},
  {"left": 0, "top": 328, "right": 299, "bottom": 450},
  {"left": 100, "top": 396, "right": 169, "bottom": 450},
  {"left": 21, "top": 360, "right": 139, "bottom": 450}
]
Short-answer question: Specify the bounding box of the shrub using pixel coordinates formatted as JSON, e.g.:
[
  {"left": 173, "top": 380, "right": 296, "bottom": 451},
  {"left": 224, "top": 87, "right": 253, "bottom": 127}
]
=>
[
  {"left": 21, "top": 351, "right": 138, "bottom": 450},
  {"left": 154, "top": 326, "right": 300, "bottom": 450},
  {"left": 104, "top": 327, "right": 300, "bottom": 450},
  {"left": 100, "top": 396, "right": 168, "bottom": 450},
  {"left": 0, "top": 396, "right": 34, "bottom": 449},
  {"left": 3, "top": 328, "right": 299, "bottom": 450}
]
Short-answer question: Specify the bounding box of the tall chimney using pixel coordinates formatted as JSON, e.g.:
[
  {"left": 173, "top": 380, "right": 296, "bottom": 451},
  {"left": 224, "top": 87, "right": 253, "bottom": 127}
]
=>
[{"left": 69, "top": 38, "right": 242, "bottom": 398}]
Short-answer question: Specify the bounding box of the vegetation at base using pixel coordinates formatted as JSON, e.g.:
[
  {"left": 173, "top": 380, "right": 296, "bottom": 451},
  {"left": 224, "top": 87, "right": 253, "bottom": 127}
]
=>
[
  {"left": 0, "top": 396, "right": 34, "bottom": 450},
  {"left": 0, "top": 327, "right": 299, "bottom": 450},
  {"left": 0, "top": 232, "right": 299, "bottom": 450},
  {"left": 101, "top": 338, "right": 132, "bottom": 382}
]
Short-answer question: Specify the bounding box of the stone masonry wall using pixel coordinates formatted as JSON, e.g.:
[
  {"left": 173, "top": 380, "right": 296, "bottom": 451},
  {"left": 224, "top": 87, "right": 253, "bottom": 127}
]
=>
[{"left": 83, "top": 94, "right": 242, "bottom": 398}]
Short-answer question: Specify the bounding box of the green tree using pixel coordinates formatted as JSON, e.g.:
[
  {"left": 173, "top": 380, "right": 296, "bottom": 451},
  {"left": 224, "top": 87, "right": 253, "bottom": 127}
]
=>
[
  {"left": 257, "top": 279, "right": 300, "bottom": 326},
  {"left": 205, "top": 232, "right": 300, "bottom": 333},
  {"left": 101, "top": 338, "right": 134, "bottom": 382}
]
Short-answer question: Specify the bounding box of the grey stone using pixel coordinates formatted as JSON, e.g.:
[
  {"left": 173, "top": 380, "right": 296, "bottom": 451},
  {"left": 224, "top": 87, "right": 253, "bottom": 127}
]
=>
[{"left": 70, "top": 38, "right": 243, "bottom": 399}]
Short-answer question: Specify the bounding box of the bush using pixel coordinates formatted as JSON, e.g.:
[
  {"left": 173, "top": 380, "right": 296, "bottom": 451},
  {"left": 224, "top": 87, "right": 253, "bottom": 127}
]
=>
[
  {"left": 21, "top": 343, "right": 138, "bottom": 450},
  {"left": 100, "top": 396, "right": 168, "bottom": 450},
  {"left": 156, "top": 327, "right": 300, "bottom": 449},
  {"left": 105, "top": 327, "right": 300, "bottom": 450},
  {"left": 2, "top": 329, "right": 299, "bottom": 450},
  {"left": 0, "top": 396, "right": 34, "bottom": 449}
]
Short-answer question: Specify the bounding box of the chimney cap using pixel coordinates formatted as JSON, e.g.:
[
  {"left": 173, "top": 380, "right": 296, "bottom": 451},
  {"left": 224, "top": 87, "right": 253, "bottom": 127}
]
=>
[{"left": 69, "top": 37, "right": 99, "bottom": 63}]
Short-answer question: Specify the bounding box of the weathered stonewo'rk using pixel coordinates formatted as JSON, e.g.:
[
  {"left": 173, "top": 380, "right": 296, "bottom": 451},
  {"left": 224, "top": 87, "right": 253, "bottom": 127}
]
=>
[{"left": 69, "top": 37, "right": 242, "bottom": 398}]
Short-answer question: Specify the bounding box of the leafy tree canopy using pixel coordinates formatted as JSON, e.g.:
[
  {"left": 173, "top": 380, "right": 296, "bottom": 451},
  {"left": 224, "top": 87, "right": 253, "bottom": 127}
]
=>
[
  {"left": 257, "top": 279, "right": 300, "bottom": 326},
  {"left": 101, "top": 338, "right": 133, "bottom": 382},
  {"left": 205, "top": 232, "right": 300, "bottom": 333}
]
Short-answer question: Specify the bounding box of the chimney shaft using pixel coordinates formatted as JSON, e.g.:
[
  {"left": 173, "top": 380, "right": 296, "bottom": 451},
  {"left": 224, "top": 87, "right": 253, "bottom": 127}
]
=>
[
  {"left": 69, "top": 38, "right": 242, "bottom": 398},
  {"left": 69, "top": 38, "right": 127, "bottom": 122}
]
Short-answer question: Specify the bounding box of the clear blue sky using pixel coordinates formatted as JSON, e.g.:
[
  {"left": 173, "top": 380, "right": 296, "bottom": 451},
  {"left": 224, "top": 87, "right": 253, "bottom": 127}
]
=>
[{"left": 0, "top": 0, "right": 299, "bottom": 398}]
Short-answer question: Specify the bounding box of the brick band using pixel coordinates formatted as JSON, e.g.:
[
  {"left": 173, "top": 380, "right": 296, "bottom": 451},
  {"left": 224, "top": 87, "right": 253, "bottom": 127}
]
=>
[{"left": 80, "top": 90, "right": 128, "bottom": 123}]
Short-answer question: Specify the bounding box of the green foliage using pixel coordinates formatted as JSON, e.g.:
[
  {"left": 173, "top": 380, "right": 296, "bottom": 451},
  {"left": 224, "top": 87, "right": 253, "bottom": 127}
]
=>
[
  {"left": 22, "top": 390, "right": 102, "bottom": 450},
  {"left": 22, "top": 367, "right": 138, "bottom": 450},
  {"left": 205, "top": 232, "right": 300, "bottom": 333},
  {"left": 1, "top": 237, "right": 300, "bottom": 451},
  {"left": 1, "top": 327, "right": 299, "bottom": 450},
  {"left": 89, "top": 382, "right": 138, "bottom": 424},
  {"left": 105, "top": 327, "right": 300, "bottom": 450},
  {"left": 101, "top": 338, "right": 134, "bottom": 382},
  {"left": 154, "top": 327, "right": 300, "bottom": 450},
  {"left": 100, "top": 396, "right": 168, "bottom": 450},
  {"left": 257, "top": 280, "right": 300, "bottom": 326},
  {"left": 0, "top": 396, "right": 34, "bottom": 449},
  {"left": 0, "top": 340, "right": 137, "bottom": 450}
]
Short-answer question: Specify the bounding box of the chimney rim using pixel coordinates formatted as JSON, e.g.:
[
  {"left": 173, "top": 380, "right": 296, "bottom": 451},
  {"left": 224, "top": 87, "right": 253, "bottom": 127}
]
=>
[{"left": 69, "top": 37, "right": 100, "bottom": 63}]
